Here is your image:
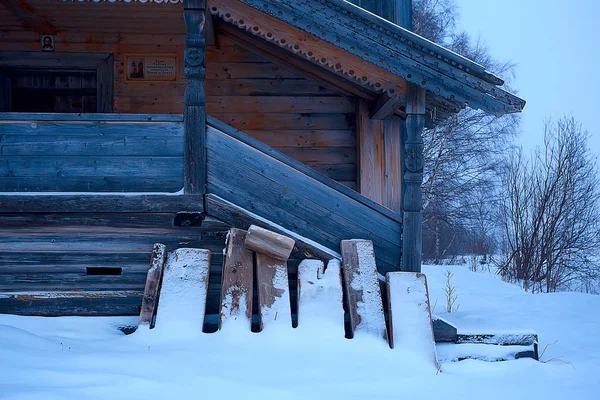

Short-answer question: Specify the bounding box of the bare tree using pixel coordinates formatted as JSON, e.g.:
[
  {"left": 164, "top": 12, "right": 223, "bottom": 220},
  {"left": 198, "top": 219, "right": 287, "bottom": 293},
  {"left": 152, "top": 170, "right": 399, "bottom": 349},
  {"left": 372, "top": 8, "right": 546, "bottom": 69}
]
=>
[
  {"left": 413, "top": 0, "right": 520, "bottom": 262},
  {"left": 499, "top": 118, "right": 600, "bottom": 293}
]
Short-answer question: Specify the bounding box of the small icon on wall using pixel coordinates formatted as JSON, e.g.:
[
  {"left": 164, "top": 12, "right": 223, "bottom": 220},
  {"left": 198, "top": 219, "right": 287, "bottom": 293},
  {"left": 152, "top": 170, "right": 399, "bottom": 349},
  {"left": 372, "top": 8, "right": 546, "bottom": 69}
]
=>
[{"left": 41, "top": 35, "right": 55, "bottom": 52}]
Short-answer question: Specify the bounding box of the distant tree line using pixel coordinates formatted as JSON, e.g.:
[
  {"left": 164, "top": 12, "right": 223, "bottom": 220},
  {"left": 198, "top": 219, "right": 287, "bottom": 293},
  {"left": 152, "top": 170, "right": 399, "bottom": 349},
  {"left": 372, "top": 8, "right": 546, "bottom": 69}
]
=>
[{"left": 412, "top": 0, "right": 600, "bottom": 292}]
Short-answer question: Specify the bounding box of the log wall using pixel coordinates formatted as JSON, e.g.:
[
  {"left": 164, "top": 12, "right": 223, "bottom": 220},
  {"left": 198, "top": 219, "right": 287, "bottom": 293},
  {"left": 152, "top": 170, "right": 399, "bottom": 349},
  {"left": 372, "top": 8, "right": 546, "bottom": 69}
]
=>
[{"left": 0, "top": 2, "right": 357, "bottom": 188}]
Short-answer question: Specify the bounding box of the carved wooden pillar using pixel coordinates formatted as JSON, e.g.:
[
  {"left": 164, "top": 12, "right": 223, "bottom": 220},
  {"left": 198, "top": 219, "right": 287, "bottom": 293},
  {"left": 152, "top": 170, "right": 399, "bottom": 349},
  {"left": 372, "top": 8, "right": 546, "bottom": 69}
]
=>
[
  {"left": 402, "top": 84, "right": 426, "bottom": 272},
  {"left": 183, "top": 0, "right": 207, "bottom": 195}
]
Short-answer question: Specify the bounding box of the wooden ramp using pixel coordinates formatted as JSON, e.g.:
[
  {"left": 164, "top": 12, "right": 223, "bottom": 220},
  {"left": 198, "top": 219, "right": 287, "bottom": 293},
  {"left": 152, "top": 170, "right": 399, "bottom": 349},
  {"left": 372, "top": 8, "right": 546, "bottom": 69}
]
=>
[
  {"left": 386, "top": 272, "right": 438, "bottom": 369},
  {"left": 153, "top": 248, "right": 211, "bottom": 334}
]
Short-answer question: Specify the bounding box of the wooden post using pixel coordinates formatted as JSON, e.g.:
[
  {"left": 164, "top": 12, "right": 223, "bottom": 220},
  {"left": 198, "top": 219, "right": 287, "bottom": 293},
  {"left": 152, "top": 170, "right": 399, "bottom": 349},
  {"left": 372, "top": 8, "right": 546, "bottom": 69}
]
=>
[
  {"left": 183, "top": 0, "right": 207, "bottom": 195},
  {"left": 402, "top": 84, "right": 426, "bottom": 272}
]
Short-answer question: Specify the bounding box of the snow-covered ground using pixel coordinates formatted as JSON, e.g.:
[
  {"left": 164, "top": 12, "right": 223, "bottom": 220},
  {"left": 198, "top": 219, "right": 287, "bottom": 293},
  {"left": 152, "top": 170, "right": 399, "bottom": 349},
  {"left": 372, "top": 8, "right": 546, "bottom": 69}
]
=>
[{"left": 1, "top": 265, "right": 599, "bottom": 399}]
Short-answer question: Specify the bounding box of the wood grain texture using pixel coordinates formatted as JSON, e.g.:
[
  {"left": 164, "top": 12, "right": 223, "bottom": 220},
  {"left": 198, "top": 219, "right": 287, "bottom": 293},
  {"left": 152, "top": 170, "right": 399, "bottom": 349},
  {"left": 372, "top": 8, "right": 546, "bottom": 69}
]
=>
[
  {"left": 256, "top": 252, "right": 292, "bottom": 330},
  {"left": 340, "top": 239, "right": 388, "bottom": 341},
  {"left": 219, "top": 228, "right": 254, "bottom": 329},
  {"left": 138, "top": 243, "right": 167, "bottom": 329},
  {"left": 244, "top": 225, "right": 295, "bottom": 262}
]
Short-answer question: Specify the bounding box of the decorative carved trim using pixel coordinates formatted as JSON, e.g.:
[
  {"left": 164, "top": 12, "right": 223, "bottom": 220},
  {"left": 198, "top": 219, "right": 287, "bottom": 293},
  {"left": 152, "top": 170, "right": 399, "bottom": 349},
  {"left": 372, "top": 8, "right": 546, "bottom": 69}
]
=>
[
  {"left": 230, "top": 0, "right": 524, "bottom": 115},
  {"left": 208, "top": 0, "right": 405, "bottom": 96}
]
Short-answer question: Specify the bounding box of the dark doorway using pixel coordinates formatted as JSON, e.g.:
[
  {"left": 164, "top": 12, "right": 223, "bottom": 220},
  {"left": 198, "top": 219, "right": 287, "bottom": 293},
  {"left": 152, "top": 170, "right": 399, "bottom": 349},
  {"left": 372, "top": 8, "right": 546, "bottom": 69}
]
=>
[
  {"left": 11, "top": 69, "right": 98, "bottom": 113},
  {"left": 0, "top": 52, "right": 113, "bottom": 113}
]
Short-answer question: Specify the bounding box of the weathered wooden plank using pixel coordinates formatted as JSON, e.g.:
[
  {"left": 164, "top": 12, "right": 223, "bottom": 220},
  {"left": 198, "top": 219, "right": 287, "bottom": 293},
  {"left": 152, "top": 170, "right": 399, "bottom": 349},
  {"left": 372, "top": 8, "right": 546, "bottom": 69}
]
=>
[
  {"left": 0, "top": 195, "right": 202, "bottom": 213},
  {"left": 386, "top": 272, "right": 438, "bottom": 368},
  {"left": 456, "top": 333, "right": 538, "bottom": 346},
  {"left": 0, "top": 290, "right": 143, "bottom": 316},
  {"left": 0, "top": 272, "right": 148, "bottom": 291},
  {"left": 0, "top": 177, "right": 183, "bottom": 193},
  {"left": 0, "top": 135, "right": 183, "bottom": 156},
  {"left": 244, "top": 225, "right": 295, "bottom": 262},
  {"left": 256, "top": 252, "right": 292, "bottom": 330},
  {"left": 219, "top": 228, "right": 253, "bottom": 329},
  {"left": 206, "top": 96, "right": 354, "bottom": 114},
  {"left": 207, "top": 117, "right": 400, "bottom": 223},
  {"left": 154, "top": 248, "right": 211, "bottom": 333},
  {"left": 0, "top": 156, "right": 183, "bottom": 177},
  {"left": 432, "top": 317, "right": 458, "bottom": 343},
  {"left": 242, "top": 129, "right": 355, "bottom": 148},
  {"left": 357, "top": 99, "right": 386, "bottom": 204},
  {"left": 210, "top": 113, "right": 353, "bottom": 131},
  {"left": 297, "top": 259, "right": 344, "bottom": 334},
  {"left": 205, "top": 78, "right": 334, "bottom": 96},
  {"left": 0, "top": 113, "right": 183, "bottom": 122},
  {"left": 207, "top": 155, "right": 400, "bottom": 271},
  {"left": 384, "top": 116, "right": 403, "bottom": 214},
  {"left": 371, "top": 92, "right": 405, "bottom": 120},
  {"left": 138, "top": 243, "right": 167, "bottom": 329},
  {"left": 340, "top": 239, "right": 388, "bottom": 341},
  {"left": 205, "top": 194, "right": 340, "bottom": 262}
]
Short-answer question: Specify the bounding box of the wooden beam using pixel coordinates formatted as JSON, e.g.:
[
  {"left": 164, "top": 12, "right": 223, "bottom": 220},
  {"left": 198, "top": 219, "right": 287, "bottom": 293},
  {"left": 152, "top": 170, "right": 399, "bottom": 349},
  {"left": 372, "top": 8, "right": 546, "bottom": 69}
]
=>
[
  {"left": 183, "top": 0, "right": 207, "bottom": 195},
  {"left": 401, "top": 83, "right": 426, "bottom": 273},
  {"left": 0, "top": 194, "right": 203, "bottom": 213},
  {"left": 205, "top": 193, "right": 340, "bottom": 262},
  {"left": 219, "top": 228, "right": 253, "bottom": 330},
  {"left": 3, "top": 0, "right": 56, "bottom": 34},
  {"left": 138, "top": 243, "right": 167, "bottom": 329},
  {"left": 371, "top": 92, "right": 405, "bottom": 120},
  {"left": 205, "top": 12, "right": 216, "bottom": 46},
  {"left": 244, "top": 225, "right": 295, "bottom": 262}
]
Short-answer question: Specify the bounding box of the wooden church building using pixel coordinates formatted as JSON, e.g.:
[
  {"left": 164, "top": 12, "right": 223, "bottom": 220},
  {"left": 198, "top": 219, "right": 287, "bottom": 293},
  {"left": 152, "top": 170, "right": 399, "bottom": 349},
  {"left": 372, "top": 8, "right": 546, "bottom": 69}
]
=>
[{"left": 0, "top": 0, "right": 524, "bottom": 319}]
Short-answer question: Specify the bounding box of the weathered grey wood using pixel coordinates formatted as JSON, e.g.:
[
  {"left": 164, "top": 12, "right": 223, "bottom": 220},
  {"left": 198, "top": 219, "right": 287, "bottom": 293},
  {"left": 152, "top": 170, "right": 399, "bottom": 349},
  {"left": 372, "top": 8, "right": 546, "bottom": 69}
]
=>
[
  {"left": 371, "top": 92, "right": 405, "bottom": 120},
  {"left": 96, "top": 54, "right": 113, "bottom": 113},
  {"left": 205, "top": 194, "right": 339, "bottom": 262},
  {"left": 219, "top": 228, "right": 254, "bottom": 329},
  {"left": 0, "top": 195, "right": 202, "bottom": 213},
  {"left": 340, "top": 239, "right": 388, "bottom": 341},
  {"left": 0, "top": 113, "right": 183, "bottom": 122},
  {"left": 256, "top": 252, "right": 292, "bottom": 330},
  {"left": 456, "top": 333, "right": 538, "bottom": 346},
  {"left": 0, "top": 177, "right": 184, "bottom": 193},
  {"left": 183, "top": 0, "right": 207, "bottom": 195},
  {"left": 244, "top": 225, "right": 295, "bottom": 262},
  {"left": 402, "top": 84, "right": 426, "bottom": 273},
  {"left": 138, "top": 243, "right": 167, "bottom": 329},
  {"left": 207, "top": 117, "right": 401, "bottom": 223},
  {"left": 432, "top": 317, "right": 458, "bottom": 343},
  {"left": 386, "top": 272, "right": 438, "bottom": 368},
  {"left": 0, "top": 291, "right": 144, "bottom": 316}
]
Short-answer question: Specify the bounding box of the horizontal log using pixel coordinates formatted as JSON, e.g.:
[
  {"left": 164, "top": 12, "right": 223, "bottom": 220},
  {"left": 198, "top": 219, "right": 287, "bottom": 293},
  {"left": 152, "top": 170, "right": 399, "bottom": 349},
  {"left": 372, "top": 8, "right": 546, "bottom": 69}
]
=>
[
  {"left": 0, "top": 194, "right": 202, "bottom": 213},
  {"left": 206, "top": 96, "right": 354, "bottom": 114},
  {"left": 243, "top": 129, "right": 355, "bottom": 148},
  {"left": 205, "top": 78, "right": 334, "bottom": 96},
  {"left": 0, "top": 113, "right": 183, "bottom": 122},
  {"left": 0, "top": 176, "right": 183, "bottom": 193},
  {"left": 244, "top": 225, "right": 295, "bottom": 261}
]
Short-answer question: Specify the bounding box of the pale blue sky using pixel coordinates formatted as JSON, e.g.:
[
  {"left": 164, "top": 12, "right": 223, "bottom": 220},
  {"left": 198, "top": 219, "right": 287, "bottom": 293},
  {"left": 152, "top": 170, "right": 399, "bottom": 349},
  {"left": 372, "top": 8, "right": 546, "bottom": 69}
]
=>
[{"left": 457, "top": 0, "right": 600, "bottom": 155}]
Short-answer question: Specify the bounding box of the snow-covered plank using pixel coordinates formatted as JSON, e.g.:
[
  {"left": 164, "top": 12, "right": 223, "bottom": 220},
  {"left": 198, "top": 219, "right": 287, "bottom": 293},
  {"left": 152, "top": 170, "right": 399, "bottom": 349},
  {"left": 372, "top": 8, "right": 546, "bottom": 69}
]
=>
[
  {"left": 219, "top": 228, "right": 253, "bottom": 330},
  {"left": 297, "top": 259, "right": 344, "bottom": 333},
  {"left": 387, "top": 272, "right": 438, "bottom": 368},
  {"left": 340, "top": 239, "right": 387, "bottom": 341},
  {"left": 154, "top": 248, "right": 211, "bottom": 334},
  {"left": 436, "top": 343, "right": 537, "bottom": 363},
  {"left": 244, "top": 225, "right": 295, "bottom": 261},
  {"left": 138, "top": 243, "right": 167, "bottom": 329},
  {"left": 432, "top": 316, "right": 458, "bottom": 343},
  {"left": 456, "top": 332, "right": 538, "bottom": 346},
  {"left": 256, "top": 253, "right": 292, "bottom": 330}
]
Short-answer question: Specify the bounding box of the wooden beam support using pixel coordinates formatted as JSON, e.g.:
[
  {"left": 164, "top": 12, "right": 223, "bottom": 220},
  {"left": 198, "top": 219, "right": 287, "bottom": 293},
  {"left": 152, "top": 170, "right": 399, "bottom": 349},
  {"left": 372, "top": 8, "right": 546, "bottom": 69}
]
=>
[
  {"left": 244, "top": 225, "right": 295, "bottom": 262},
  {"left": 183, "top": 0, "right": 207, "bottom": 195},
  {"left": 401, "top": 83, "right": 426, "bottom": 273},
  {"left": 371, "top": 92, "right": 405, "bottom": 120},
  {"left": 3, "top": 0, "right": 56, "bottom": 34},
  {"left": 138, "top": 243, "right": 167, "bottom": 329}
]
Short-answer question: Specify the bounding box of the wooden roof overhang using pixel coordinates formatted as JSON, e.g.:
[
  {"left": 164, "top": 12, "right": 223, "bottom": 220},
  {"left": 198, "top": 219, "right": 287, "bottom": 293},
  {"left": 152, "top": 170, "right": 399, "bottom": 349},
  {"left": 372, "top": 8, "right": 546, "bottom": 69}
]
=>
[{"left": 25, "top": 0, "right": 524, "bottom": 122}]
